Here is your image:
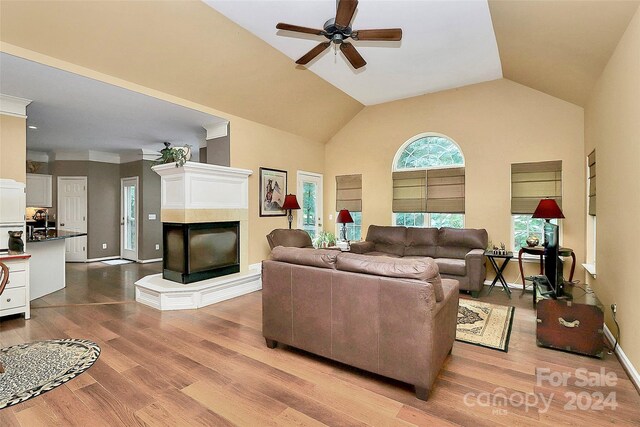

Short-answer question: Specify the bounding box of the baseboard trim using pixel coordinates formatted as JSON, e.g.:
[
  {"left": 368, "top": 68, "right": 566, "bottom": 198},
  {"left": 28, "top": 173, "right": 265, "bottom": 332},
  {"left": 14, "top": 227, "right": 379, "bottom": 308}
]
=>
[
  {"left": 483, "top": 279, "right": 525, "bottom": 290},
  {"left": 604, "top": 324, "right": 640, "bottom": 393},
  {"left": 85, "top": 256, "right": 119, "bottom": 263},
  {"left": 249, "top": 262, "right": 262, "bottom": 271},
  {"left": 138, "top": 258, "right": 162, "bottom": 264}
]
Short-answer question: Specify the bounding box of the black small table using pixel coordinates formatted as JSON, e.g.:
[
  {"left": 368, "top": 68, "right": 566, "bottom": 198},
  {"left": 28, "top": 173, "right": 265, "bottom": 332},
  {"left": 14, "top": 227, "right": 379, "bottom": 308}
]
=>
[{"left": 484, "top": 251, "right": 514, "bottom": 298}]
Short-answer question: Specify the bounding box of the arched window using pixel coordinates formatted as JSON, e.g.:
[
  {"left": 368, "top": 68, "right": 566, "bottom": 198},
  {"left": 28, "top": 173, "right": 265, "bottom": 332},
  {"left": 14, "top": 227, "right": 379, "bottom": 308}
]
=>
[{"left": 393, "top": 133, "right": 465, "bottom": 229}]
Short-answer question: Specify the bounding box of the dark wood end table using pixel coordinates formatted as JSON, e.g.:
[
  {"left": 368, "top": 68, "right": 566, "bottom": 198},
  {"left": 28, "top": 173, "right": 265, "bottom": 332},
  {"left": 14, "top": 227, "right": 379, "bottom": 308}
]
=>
[{"left": 484, "top": 251, "right": 514, "bottom": 298}]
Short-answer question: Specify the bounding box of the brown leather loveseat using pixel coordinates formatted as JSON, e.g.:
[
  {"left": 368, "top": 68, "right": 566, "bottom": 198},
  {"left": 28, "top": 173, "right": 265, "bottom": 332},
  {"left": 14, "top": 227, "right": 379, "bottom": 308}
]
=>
[
  {"left": 350, "top": 225, "right": 488, "bottom": 297},
  {"left": 262, "top": 246, "right": 459, "bottom": 400}
]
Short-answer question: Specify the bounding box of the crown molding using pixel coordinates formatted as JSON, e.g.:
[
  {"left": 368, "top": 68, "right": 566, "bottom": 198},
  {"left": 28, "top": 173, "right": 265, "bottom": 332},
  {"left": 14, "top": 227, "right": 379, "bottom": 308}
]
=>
[
  {"left": 120, "top": 149, "right": 159, "bottom": 164},
  {"left": 53, "top": 150, "right": 121, "bottom": 164},
  {"left": 204, "top": 121, "right": 229, "bottom": 140},
  {"left": 26, "top": 150, "right": 50, "bottom": 163},
  {"left": 0, "top": 94, "right": 32, "bottom": 118}
]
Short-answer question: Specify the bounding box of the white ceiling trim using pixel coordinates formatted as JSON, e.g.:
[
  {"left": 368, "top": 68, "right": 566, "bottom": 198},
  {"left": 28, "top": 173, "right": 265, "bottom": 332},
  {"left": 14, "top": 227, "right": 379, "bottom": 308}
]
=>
[
  {"left": 53, "top": 150, "right": 122, "bottom": 164},
  {"left": 0, "top": 94, "right": 32, "bottom": 118},
  {"left": 204, "top": 121, "right": 229, "bottom": 140},
  {"left": 206, "top": 0, "right": 503, "bottom": 105},
  {"left": 26, "top": 150, "right": 50, "bottom": 163}
]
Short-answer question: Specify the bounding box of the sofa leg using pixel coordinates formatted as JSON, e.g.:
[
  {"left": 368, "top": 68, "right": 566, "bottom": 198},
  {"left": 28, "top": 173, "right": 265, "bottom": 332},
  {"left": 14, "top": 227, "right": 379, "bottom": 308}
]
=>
[
  {"left": 265, "top": 338, "right": 278, "bottom": 349},
  {"left": 470, "top": 290, "right": 481, "bottom": 298},
  {"left": 415, "top": 386, "right": 430, "bottom": 401}
]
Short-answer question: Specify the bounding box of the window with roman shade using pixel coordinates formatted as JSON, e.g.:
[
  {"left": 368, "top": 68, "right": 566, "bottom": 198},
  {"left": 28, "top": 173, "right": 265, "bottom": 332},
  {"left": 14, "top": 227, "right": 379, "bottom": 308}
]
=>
[
  {"left": 588, "top": 150, "right": 596, "bottom": 216},
  {"left": 392, "top": 170, "right": 426, "bottom": 213},
  {"left": 511, "top": 160, "right": 562, "bottom": 214},
  {"left": 335, "top": 174, "right": 362, "bottom": 212},
  {"left": 426, "top": 167, "right": 465, "bottom": 213}
]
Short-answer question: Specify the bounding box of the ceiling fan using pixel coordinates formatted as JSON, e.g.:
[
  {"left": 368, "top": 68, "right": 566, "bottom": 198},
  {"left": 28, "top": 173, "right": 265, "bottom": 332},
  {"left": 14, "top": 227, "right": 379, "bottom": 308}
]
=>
[{"left": 276, "top": 0, "right": 402, "bottom": 70}]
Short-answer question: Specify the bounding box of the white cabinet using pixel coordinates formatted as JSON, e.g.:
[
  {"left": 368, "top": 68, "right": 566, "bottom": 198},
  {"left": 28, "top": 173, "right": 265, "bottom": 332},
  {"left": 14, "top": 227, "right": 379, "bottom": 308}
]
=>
[
  {"left": 0, "top": 179, "right": 26, "bottom": 224},
  {"left": 0, "top": 255, "right": 30, "bottom": 319},
  {"left": 26, "top": 173, "right": 52, "bottom": 207}
]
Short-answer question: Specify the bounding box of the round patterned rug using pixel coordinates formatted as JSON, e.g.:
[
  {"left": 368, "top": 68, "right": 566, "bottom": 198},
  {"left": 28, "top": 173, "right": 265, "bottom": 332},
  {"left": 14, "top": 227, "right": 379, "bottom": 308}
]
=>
[{"left": 0, "top": 339, "right": 100, "bottom": 409}]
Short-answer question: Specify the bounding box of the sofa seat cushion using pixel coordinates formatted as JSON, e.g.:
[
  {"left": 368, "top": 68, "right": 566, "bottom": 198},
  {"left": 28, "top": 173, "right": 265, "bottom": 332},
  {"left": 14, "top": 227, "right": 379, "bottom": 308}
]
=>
[
  {"left": 435, "top": 258, "right": 466, "bottom": 276},
  {"left": 270, "top": 247, "right": 338, "bottom": 269}
]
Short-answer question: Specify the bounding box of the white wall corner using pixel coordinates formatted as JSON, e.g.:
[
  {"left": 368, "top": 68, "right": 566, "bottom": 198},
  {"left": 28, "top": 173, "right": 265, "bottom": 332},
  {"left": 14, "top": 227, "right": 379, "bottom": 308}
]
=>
[
  {"left": 204, "top": 121, "right": 229, "bottom": 140},
  {"left": 0, "top": 94, "right": 32, "bottom": 118}
]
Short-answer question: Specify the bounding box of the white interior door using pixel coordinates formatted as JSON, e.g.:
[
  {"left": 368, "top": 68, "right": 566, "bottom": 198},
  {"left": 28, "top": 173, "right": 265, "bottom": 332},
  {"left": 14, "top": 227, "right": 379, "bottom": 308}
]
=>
[
  {"left": 57, "top": 177, "right": 87, "bottom": 262},
  {"left": 120, "top": 177, "right": 139, "bottom": 261},
  {"left": 297, "top": 171, "right": 323, "bottom": 240}
]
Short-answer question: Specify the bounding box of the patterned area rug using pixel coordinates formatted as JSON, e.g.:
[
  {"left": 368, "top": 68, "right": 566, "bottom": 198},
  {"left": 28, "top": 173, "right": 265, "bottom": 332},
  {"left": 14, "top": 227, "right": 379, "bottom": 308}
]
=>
[
  {"left": 0, "top": 339, "right": 100, "bottom": 409},
  {"left": 456, "top": 299, "right": 515, "bottom": 352}
]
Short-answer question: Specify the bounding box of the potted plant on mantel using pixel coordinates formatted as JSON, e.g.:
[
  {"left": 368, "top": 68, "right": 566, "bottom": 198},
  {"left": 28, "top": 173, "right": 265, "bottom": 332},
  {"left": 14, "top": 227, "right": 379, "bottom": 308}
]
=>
[{"left": 155, "top": 142, "right": 192, "bottom": 167}]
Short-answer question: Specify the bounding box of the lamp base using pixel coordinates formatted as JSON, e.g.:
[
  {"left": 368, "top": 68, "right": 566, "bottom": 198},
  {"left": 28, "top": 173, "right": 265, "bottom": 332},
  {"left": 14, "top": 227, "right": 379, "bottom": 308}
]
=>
[{"left": 288, "top": 211, "right": 293, "bottom": 229}]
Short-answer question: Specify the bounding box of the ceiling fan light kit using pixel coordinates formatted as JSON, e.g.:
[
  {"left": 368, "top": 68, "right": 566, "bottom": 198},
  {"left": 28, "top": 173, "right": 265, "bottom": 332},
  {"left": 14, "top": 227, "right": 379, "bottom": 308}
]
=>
[{"left": 276, "top": 0, "right": 402, "bottom": 70}]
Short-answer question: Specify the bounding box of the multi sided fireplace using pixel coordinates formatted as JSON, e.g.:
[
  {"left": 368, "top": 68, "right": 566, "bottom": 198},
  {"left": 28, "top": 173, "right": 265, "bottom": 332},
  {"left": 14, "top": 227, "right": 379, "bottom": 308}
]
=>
[{"left": 163, "top": 221, "right": 240, "bottom": 284}]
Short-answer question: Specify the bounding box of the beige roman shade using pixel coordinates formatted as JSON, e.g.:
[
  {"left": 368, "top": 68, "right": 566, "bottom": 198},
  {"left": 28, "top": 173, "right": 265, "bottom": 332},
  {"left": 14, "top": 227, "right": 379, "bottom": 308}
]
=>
[
  {"left": 511, "top": 160, "right": 562, "bottom": 214},
  {"left": 336, "top": 174, "right": 362, "bottom": 212},
  {"left": 392, "top": 170, "right": 427, "bottom": 213},
  {"left": 426, "top": 167, "right": 465, "bottom": 213},
  {"left": 588, "top": 150, "right": 596, "bottom": 216}
]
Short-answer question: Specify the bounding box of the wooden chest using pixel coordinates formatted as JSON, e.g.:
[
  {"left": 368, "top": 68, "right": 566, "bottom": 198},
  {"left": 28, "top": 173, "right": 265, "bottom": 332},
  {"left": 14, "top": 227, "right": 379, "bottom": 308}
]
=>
[{"left": 536, "top": 286, "right": 604, "bottom": 358}]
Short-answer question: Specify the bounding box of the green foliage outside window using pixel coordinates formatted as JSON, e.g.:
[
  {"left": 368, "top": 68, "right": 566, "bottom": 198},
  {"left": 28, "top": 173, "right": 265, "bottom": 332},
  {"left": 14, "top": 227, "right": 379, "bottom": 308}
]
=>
[
  {"left": 395, "top": 213, "right": 463, "bottom": 229},
  {"left": 396, "top": 136, "right": 464, "bottom": 170},
  {"left": 513, "top": 215, "right": 549, "bottom": 250}
]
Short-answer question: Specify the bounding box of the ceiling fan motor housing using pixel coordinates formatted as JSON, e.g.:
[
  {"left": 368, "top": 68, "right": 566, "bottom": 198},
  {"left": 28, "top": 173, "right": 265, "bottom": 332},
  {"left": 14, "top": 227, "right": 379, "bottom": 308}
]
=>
[{"left": 323, "top": 18, "right": 352, "bottom": 44}]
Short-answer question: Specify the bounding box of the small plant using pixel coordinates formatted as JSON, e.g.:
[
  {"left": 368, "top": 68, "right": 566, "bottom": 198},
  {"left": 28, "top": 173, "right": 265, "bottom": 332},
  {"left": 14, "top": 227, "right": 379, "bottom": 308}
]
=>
[
  {"left": 155, "top": 142, "right": 192, "bottom": 167},
  {"left": 313, "top": 231, "right": 336, "bottom": 248}
]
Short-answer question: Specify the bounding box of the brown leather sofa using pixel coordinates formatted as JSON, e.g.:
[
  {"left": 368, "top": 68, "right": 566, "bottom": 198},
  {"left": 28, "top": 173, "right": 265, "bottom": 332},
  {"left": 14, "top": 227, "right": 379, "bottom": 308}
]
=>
[
  {"left": 262, "top": 246, "right": 459, "bottom": 400},
  {"left": 350, "top": 225, "right": 488, "bottom": 297},
  {"left": 266, "top": 228, "right": 314, "bottom": 250}
]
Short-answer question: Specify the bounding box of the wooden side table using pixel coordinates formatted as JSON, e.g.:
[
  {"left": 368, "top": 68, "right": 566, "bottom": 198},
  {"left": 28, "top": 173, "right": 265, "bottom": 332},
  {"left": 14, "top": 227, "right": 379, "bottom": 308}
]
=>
[
  {"left": 518, "top": 246, "right": 576, "bottom": 293},
  {"left": 484, "top": 251, "right": 514, "bottom": 298}
]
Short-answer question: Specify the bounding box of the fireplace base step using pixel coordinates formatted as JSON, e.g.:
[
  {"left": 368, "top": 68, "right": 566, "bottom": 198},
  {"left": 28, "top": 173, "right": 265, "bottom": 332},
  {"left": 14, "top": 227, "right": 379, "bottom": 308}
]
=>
[{"left": 134, "top": 264, "right": 261, "bottom": 311}]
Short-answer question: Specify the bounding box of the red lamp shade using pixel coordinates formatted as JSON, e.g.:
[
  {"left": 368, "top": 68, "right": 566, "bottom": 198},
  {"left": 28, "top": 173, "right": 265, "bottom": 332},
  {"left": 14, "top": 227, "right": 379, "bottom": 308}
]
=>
[
  {"left": 282, "top": 194, "right": 300, "bottom": 210},
  {"left": 336, "top": 209, "right": 354, "bottom": 224},
  {"left": 532, "top": 198, "right": 565, "bottom": 219}
]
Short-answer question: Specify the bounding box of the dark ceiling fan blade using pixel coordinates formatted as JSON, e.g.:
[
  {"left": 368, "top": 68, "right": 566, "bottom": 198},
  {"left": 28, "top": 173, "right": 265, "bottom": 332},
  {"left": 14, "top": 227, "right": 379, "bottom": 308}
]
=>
[
  {"left": 340, "top": 42, "right": 366, "bottom": 69},
  {"left": 296, "top": 42, "right": 331, "bottom": 65},
  {"left": 276, "top": 23, "right": 325, "bottom": 36},
  {"left": 335, "top": 0, "right": 358, "bottom": 28},
  {"left": 353, "top": 28, "right": 402, "bottom": 41}
]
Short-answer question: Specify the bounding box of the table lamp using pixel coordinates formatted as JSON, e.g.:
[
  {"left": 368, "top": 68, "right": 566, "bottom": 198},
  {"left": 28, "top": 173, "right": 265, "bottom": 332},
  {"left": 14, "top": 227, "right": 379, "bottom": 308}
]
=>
[
  {"left": 282, "top": 194, "right": 300, "bottom": 229},
  {"left": 532, "top": 198, "right": 564, "bottom": 223},
  {"left": 336, "top": 209, "right": 354, "bottom": 241},
  {"left": 532, "top": 198, "right": 564, "bottom": 246}
]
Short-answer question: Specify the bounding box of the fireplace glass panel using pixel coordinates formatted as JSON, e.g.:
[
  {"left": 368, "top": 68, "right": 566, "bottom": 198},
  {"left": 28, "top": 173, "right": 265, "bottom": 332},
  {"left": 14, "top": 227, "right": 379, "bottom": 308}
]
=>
[{"left": 189, "top": 227, "right": 238, "bottom": 273}]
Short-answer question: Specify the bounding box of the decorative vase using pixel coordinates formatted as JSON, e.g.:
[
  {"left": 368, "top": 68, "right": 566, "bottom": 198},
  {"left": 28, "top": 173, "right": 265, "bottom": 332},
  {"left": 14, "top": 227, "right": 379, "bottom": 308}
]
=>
[{"left": 526, "top": 235, "right": 540, "bottom": 247}]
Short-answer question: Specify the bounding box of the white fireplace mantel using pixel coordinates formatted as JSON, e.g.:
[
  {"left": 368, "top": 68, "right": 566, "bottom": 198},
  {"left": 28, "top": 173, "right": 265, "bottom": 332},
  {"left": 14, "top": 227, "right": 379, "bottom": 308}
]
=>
[{"left": 153, "top": 162, "right": 252, "bottom": 211}]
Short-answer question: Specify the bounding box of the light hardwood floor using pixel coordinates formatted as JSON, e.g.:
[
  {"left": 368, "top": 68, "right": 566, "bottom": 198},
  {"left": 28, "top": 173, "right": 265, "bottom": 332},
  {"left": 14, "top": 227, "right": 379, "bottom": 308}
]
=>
[{"left": 1, "top": 262, "right": 638, "bottom": 426}]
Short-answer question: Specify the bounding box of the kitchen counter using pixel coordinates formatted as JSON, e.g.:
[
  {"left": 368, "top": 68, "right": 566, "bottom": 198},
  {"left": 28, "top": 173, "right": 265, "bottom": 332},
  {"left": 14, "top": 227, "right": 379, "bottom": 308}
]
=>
[{"left": 27, "top": 230, "right": 87, "bottom": 243}]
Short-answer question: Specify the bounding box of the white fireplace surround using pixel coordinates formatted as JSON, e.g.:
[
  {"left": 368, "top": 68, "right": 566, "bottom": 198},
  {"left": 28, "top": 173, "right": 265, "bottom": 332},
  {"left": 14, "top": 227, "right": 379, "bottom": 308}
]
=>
[
  {"left": 154, "top": 161, "right": 251, "bottom": 211},
  {"left": 135, "top": 161, "right": 260, "bottom": 311}
]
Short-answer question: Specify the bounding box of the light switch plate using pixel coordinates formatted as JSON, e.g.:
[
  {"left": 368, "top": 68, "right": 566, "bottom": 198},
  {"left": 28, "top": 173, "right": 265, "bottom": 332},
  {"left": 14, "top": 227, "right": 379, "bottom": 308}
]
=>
[{"left": 148, "top": 214, "right": 157, "bottom": 220}]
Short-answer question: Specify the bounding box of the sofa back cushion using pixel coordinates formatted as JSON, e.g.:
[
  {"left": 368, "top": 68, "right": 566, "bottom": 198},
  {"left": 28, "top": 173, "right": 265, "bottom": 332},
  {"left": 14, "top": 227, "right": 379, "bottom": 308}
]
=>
[
  {"left": 267, "top": 229, "right": 314, "bottom": 249},
  {"left": 436, "top": 227, "right": 488, "bottom": 259},
  {"left": 404, "top": 227, "right": 438, "bottom": 257},
  {"left": 365, "top": 225, "right": 407, "bottom": 257},
  {"left": 270, "top": 247, "right": 338, "bottom": 269},
  {"left": 336, "top": 253, "right": 444, "bottom": 301}
]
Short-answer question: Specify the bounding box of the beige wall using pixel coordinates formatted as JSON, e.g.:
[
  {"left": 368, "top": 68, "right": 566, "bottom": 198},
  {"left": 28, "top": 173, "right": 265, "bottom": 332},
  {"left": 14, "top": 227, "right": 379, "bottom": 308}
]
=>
[
  {"left": 325, "top": 78, "right": 586, "bottom": 283},
  {"left": 584, "top": 8, "right": 640, "bottom": 371},
  {"left": 0, "top": 114, "right": 26, "bottom": 183},
  {"left": 231, "top": 117, "right": 325, "bottom": 264}
]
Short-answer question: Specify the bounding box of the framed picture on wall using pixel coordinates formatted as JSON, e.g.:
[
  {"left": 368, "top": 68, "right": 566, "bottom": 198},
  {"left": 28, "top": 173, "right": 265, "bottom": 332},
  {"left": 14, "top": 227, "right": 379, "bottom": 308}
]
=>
[{"left": 259, "top": 167, "right": 287, "bottom": 217}]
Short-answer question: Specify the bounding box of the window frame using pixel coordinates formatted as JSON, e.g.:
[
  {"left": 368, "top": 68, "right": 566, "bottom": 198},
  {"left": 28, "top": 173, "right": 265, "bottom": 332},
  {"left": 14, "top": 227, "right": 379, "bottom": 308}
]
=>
[
  {"left": 392, "top": 133, "right": 465, "bottom": 229},
  {"left": 392, "top": 212, "right": 465, "bottom": 229}
]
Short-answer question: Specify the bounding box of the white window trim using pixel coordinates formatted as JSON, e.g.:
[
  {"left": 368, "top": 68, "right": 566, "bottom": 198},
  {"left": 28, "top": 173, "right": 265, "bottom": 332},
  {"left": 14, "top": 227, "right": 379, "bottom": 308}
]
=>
[{"left": 392, "top": 212, "right": 465, "bottom": 228}]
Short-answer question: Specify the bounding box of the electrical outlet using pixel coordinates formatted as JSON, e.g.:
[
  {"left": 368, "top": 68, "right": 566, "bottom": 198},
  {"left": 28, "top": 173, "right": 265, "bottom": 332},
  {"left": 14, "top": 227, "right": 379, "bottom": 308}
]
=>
[
  {"left": 102, "top": 243, "right": 107, "bottom": 249},
  {"left": 155, "top": 244, "right": 160, "bottom": 250},
  {"left": 611, "top": 303, "right": 617, "bottom": 314}
]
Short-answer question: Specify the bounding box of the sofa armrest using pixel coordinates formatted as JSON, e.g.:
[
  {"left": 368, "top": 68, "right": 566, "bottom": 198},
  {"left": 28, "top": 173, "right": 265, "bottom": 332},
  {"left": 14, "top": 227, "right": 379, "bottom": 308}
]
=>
[
  {"left": 465, "top": 248, "right": 487, "bottom": 291},
  {"left": 349, "top": 241, "right": 375, "bottom": 254}
]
